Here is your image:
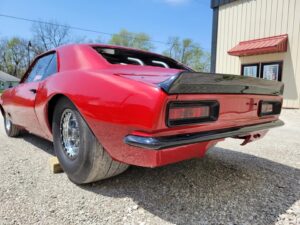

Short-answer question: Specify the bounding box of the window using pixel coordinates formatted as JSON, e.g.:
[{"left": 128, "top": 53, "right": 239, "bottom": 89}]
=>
[
  {"left": 241, "top": 61, "right": 283, "bottom": 81},
  {"left": 25, "top": 53, "right": 57, "bottom": 83},
  {"left": 43, "top": 54, "right": 57, "bottom": 80},
  {"left": 93, "top": 47, "right": 191, "bottom": 70},
  {"left": 261, "top": 62, "right": 283, "bottom": 81},
  {"left": 241, "top": 64, "right": 259, "bottom": 78}
]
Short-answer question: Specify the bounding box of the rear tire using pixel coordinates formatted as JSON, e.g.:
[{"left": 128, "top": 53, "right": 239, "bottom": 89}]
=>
[
  {"left": 4, "top": 114, "right": 21, "bottom": 137},
  {"left": 52, "top": 98, "right": 129, "bottom": 184}
]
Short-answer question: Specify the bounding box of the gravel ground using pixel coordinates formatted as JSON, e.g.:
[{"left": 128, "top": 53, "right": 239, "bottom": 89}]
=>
[{"left": 0, "top": 109, "right": 299, "bottom": 225}]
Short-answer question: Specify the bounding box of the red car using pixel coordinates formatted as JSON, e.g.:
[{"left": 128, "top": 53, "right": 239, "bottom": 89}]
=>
[{"left": 0, "top": 44, "right": 284, "bottom": 184}]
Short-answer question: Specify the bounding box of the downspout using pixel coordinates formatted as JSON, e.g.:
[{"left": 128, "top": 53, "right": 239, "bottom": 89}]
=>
[{"left": 210, "top": 4, "right": 219, "bottom": 73}]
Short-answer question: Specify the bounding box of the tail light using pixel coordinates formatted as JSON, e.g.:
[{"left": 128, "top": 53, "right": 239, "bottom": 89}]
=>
[
  {"left": 258, "top": 101, "right": 282, "bottom": 117},
  {"left": 166, "top": 101, "right": 219, "bottom": 127}
]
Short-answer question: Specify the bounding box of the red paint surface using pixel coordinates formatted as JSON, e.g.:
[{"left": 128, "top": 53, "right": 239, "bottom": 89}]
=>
[{"left": 0, "top": 44, "right": 283, "bottom": 167}]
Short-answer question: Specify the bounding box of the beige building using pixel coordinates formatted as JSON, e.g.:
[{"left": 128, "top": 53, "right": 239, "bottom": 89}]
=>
[{"left": 210, "top": 0, "right": 300, "bottom": 108}]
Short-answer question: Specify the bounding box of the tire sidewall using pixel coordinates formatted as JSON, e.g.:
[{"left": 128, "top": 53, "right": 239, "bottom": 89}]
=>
[
  {"left": 52, "top": 99, "right": 96, "bottom": 184},
  {"left": 4, "top": 115, "right": 10, "bottom": 135},
  {"left": 4, "top": 114, "right": 15, "bottom": 137}
]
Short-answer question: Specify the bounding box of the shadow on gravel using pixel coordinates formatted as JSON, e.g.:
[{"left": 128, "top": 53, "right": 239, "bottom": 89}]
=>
[
  {"left": 81, "top": 147, "right": 300, "bottom": 225},
  {"left": 22, "top": 133, "right": 55, "bottom": 156},
  {"left": 18, "top": 129, "right": 299, "bottom": 224}
]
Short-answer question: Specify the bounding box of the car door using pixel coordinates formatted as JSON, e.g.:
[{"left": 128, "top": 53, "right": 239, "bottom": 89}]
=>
[{"left": 10, "top": 53, "right": 55, "bottom": 136}]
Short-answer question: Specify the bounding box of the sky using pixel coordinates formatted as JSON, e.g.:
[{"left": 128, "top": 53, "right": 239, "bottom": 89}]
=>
[{"left": 0, "top": 0, "right": 212, "bottom": 53}]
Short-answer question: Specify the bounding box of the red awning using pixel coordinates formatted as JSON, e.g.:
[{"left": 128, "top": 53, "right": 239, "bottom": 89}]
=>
[{"left": 228, "top": 34, "right": 288, "bottom": 56}]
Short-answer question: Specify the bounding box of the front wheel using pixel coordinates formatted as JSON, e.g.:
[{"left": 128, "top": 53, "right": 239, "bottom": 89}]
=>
[
  {"left": 52, "top": 98, "right": 129, "bottom": 184},
  {"left": 4, "top": 114, "right": 21, "bottom": 137}
]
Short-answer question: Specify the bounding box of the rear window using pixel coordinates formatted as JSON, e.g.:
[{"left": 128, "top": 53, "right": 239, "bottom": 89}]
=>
[{"left": 93, "top": 47, "right": 190, "bottom": 70}]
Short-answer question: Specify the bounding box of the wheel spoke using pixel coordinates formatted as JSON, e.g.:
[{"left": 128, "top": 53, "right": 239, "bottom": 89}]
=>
[{"left": 60, "top": 109, "right": 80, "bottom": 160}]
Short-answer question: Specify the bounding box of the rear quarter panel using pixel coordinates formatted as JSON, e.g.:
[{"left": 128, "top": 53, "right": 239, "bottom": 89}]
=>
[{"left": 35, "top": 69, "right": 170, "bottom": 163}]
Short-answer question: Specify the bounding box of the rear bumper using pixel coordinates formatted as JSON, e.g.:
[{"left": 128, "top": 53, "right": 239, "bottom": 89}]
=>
[{"left": 124, "top": 120, "right": 284, "bottom": 150}]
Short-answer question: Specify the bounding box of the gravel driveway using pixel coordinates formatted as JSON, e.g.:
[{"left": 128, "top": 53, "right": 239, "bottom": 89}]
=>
[{"left": 0, "top": 110, "right": 299, "bottom": 225}]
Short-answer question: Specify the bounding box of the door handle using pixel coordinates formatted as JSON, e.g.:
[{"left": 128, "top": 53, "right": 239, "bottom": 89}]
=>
[{"left": 29, "top": 89, "right": 37, "bottom": 94}]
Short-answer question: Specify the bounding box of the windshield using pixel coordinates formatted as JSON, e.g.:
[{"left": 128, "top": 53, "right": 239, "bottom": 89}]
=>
[{"left": 93, "top": 47, "right": 190, "bottom": 70}]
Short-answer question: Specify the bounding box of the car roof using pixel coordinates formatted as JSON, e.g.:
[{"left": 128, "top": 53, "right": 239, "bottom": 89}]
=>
[
  {"left": 56, "top": 43, "right": 165, "bottom": 57},
  {"left": 33, "top": 43, "right": 190, "bottom": 72},
  {"left": 35, "top": 43, "right": 171, "bottom": 64}
]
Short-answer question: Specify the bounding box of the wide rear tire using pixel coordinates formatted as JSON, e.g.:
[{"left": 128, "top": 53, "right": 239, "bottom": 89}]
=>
[{"left": 52, "top": 98, "right": 129, "bottom": 184}]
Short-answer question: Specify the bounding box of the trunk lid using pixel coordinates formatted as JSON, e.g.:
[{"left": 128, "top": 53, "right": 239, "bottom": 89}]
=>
[
  {"left": 159, "top": 72, "right": 284, "bottom": 96},
  {"left": 115, "top": 68, "right": 284, "bottom": 96}
]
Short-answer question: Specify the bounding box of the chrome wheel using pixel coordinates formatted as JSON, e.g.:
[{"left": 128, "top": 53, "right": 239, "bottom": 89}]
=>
[
  {"left": 60, "top": 109, "right": 80, "bottom": 160},
  {"left": 5, "top": 115, "right": 12, "bottom": 131}
]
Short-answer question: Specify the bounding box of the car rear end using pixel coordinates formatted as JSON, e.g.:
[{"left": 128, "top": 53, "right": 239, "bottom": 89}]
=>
[
  {"left": 122, "top": 72, "right": 284, "bottom": 167},
  {"left": 90, "top": 45, "right": 284, "bottom": 167}
]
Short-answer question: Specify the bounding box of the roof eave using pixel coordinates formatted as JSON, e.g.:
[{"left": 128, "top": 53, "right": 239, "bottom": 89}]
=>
[{"left": 211, "top": 0, "right": 239, "bottom": 9}]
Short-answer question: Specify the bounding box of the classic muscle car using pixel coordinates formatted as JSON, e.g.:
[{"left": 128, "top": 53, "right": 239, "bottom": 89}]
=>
[{"left": 0, "top": 44, "right": 284, "bottom": 184}]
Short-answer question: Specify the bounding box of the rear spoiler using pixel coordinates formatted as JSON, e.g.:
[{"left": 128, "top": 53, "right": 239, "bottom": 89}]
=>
[{"left": 158, "top": 72, "right": 284, "bottom": 96}]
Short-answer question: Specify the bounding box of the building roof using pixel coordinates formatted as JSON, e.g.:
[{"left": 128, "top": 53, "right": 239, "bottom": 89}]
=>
[
  {"left": 0, "top": 71, "right": 20, "bottom": 82},
  {"left": 211, "top": 0, "right": 239, "bottom": 8},
  {"left": 228, "top": 34, "right": 288, "bottom": 57}
]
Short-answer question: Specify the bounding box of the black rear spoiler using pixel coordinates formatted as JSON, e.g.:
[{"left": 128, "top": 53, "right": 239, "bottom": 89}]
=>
[{"left": 158, "top": 72, "right": 284, "bottom": 96}]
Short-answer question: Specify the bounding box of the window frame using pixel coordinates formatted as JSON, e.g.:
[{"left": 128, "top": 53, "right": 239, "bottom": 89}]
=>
[
  {"left": 241, "top": 63, "right": 260, "bottom": 78},
  {"left": 20, "top": 51, "right": 58, "bottom": 84},
  {"left": 260, "top": 61, "right": 283, "bottom": 82},
  {"left": 241, "top": 61, "right": 283, "bottom": 82},
  {"left": 42, "top": 53, "right": 58, "bottom": 80},
  {"left": 92, "top": 46, "right": 193, "bottom": 71}
]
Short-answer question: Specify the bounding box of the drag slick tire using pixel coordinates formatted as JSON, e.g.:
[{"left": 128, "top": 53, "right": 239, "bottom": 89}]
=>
[
  {"left": 4, "top": 113, "right": 21, "bottom": 137},
  {"left": 52, "top": 98, "right": 129, "bottom": 184}
]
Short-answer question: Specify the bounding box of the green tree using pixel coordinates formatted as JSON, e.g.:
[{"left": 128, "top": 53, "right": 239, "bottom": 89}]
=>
[
  {"left": 163, "top": 37, "right": 210, "bottom": 72},
  {"left": 0, "top": 37, "right": 29, "bottom": 77},
  {"left": 109, "top": 29, "right": 154, "bottom": 51},
  {"left": 201, "top": 51, "right": 211, "bottom": 72}
]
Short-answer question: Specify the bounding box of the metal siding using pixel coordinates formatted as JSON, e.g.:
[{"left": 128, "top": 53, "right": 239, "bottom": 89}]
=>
[
  {"left": 281, "top": 0, "right": 289, "bottom": 34},
  {"left": 292, "top": 0, "right": 300, "bottom": 108},
  {"left": 276, "top": 0, "right": 284, "bottom": 34},
  {"left": 259, "top": 0, "right": 267, "bottom": 37},
  {"left": 270, "top": 0, "right": 278, "bottom": 36},
  {"left": 215, "top": 0, "right": 300, "bottom": 108},
  {"left": 216, "top": 6, "right": 225, "bottom": 74},
  {"left": 232, "top": 2, "right": 239, "bottom": 74},
  {"left": 249, "top": 0, "right": 256, "bottom": 40},
  {"left": 226, "top": 4, "right": 232, "bottom": 73},
  {"left": 264, "top": 0, "right": 272, "bottom": 36}
]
